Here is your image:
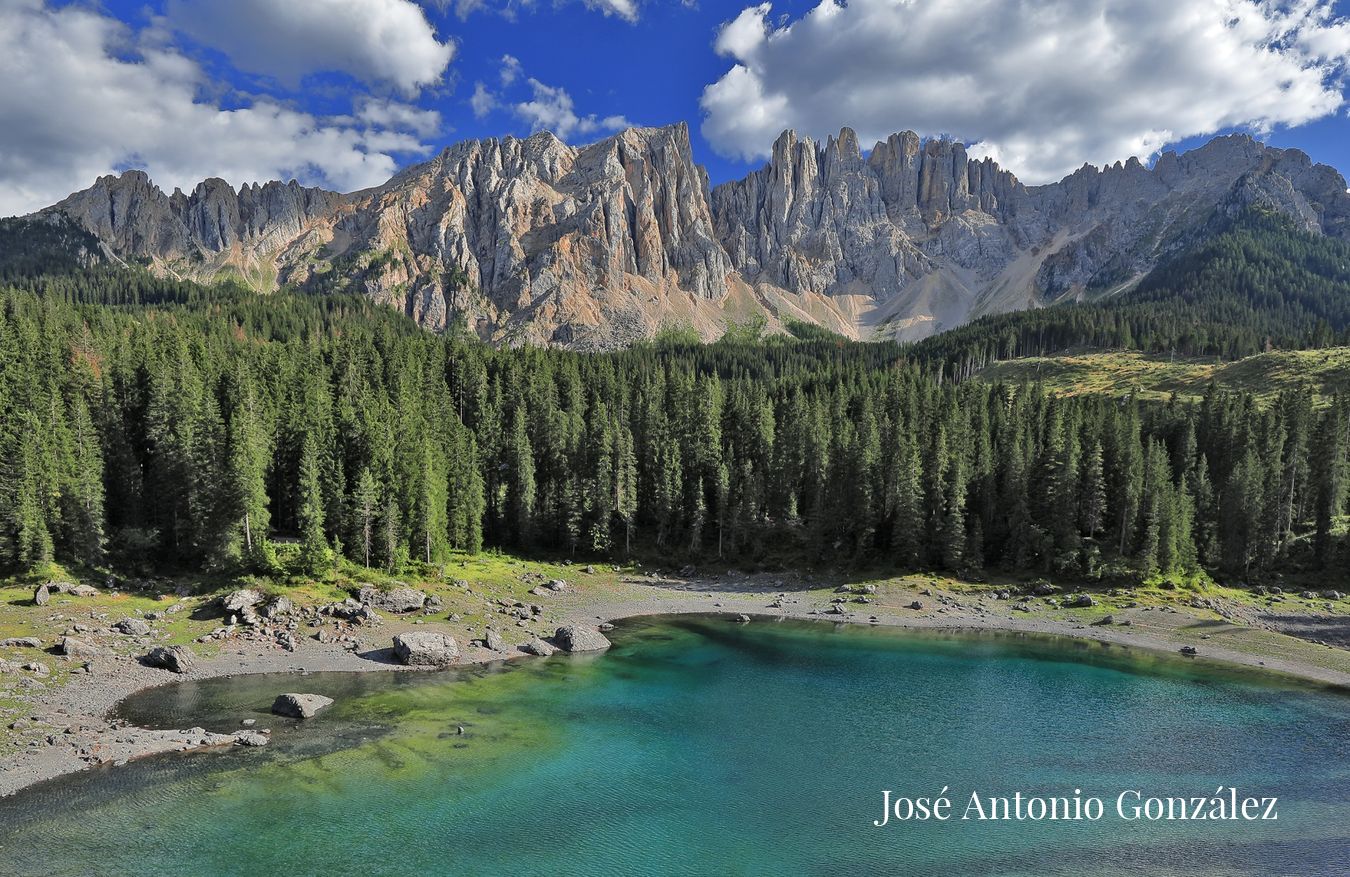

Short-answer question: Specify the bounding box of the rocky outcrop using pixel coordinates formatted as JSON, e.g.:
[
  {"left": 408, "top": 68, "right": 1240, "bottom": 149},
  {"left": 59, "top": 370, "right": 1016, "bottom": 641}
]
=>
[
  {"left": 35, "top": 126, "right": 1350, "bottom": 345},
  {"left": 358, "top": 585, "right": 428, "bottom": 614}
]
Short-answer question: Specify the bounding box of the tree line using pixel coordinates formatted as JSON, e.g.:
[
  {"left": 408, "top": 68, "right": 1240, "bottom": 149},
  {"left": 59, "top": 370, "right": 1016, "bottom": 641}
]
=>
[{"left": 2, "top": 278, "right": 1347, "bottom": 587}]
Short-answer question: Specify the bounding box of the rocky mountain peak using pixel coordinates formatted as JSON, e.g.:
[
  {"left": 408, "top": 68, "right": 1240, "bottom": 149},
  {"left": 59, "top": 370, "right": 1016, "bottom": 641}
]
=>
[{"left": 30, "top": 123, "right": 1350, "bottom": 347}]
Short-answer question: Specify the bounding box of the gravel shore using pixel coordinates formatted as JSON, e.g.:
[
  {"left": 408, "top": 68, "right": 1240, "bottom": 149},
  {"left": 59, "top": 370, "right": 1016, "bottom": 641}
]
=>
[{"left": 3, "top": 576, "right": 1347, "bottom": 799}]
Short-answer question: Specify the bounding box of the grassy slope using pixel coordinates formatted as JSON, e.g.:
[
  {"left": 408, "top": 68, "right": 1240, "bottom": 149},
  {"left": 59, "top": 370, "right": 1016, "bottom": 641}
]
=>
[{"left": 976, "top": 347, "right": 1350, "bottom": 403}]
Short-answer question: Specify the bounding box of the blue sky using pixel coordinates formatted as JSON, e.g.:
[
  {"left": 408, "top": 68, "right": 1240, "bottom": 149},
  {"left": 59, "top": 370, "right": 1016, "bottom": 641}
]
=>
[{"left": 2, "top": 0, "right": 1348, "bottom": 215}]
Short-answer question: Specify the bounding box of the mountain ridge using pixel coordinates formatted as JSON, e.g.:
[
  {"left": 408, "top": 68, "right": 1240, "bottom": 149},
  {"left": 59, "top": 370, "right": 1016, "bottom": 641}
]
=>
[{"left": 29, "top": 122, "right": 1350, "bottom": 348}]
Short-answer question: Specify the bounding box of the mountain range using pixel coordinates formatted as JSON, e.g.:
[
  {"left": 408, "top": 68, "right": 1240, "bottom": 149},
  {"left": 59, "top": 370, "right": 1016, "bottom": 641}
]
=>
[{"left": 29, "top": 122, "right": 1350, "bottom": 348}]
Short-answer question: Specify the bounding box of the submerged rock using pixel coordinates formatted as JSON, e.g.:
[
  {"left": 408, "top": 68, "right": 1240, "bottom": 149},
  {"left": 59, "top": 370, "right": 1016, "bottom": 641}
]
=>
[
  {"left": 553, "top": 626, "right": 610, "bottom": 653},
  {"left": 142, "top": 645, "right": 198, "bottom": 674},
  {"left": 271, "top": 693, "right": 334, "bottom": 719},
  {"left": 392, "top": 632, "right": 460, "bottom": 667}
]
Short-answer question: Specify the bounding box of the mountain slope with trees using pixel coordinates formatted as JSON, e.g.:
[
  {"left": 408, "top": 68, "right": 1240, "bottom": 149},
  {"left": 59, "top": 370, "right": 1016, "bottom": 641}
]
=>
[{"left": 3, "top": 213, "right": 1349, "bottom": 588}]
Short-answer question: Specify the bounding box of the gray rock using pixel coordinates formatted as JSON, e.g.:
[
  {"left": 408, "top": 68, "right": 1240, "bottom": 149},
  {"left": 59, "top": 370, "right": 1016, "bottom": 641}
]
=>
[
  {"left": 552, "top": 625, "right": 611, "bottom": 653},
  {"left": 234, "top": 731, "right": 270, "bottom": 747},
  {"left": 484, "top": 629, "right": 506, "bottom": 652},
  {"left": 33, "top": 584, "right": 50, "bottom": 606},
  {"left": 261, "top": 596, "right": 294, "bottom": 619},
  {"left": 359, "top": 585, "right": 428, "bottom": 613},
  {"left": 143, "top": 645, "right": 197, "bottom": 674},
  {"left": 113, "top": 618, "right": 151, "bottom": 636},
  {"left": 58, "top": 637, "right": 100, "bottom": 659},
  {"left": 521, "top": 638, "right": 558, "bottom": 657},
  {"left": 392, "top": 632, "right": 460, "bottom": 667},
  {"left": 1, "top": 637, "right": 43, "bottom": 649},
  {"left": 221, "top": 589, "right": 265, "bottom": 614},
  {"left": 545, "top": 579, "right": 567, "bottom": 592},
  {"left": 1066, "top": 594, "right": 1096, "bottom": 608},
  {"left": 732, "top": 614, "right": 751, "bottom": 624},
  {"left": 271, "top": 693, "right": 334, "bottom": 719},
  {"left": 68, "top": 584, "right": 98, "bottom": 597}
]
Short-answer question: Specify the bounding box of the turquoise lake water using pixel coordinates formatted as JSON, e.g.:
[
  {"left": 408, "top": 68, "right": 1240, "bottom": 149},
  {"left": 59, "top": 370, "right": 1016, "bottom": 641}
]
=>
[{"left": 0, "top": 617, "right": 1348, "bottom": 876}]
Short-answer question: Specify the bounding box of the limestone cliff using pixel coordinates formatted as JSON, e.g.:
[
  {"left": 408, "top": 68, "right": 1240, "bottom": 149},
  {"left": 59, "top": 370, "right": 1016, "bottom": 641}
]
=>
[{"left": 33, "top": 124, "right": 1350, "bottom": 346}]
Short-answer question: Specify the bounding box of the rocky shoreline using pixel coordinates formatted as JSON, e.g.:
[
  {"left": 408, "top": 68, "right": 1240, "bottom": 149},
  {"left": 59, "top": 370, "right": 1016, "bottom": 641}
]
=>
[{"left": 2, "top": 574, "right": 1348, "bottom": 800}]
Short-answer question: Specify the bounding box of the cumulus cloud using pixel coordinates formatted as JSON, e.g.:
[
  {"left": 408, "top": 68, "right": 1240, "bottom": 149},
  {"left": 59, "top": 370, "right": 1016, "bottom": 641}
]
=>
[
  {"left": 581, "top": 0, "right": 639, "bottom": 21},
  {"left": 514, "top": 79, "right": 632, "bottom": 139},
  {"left": 0, "top": 0, "right": 438, "bottom": 216},
  {"left": 701, "top": 0, "right": 1350, "bottom": 183},
  {"left": 165, "top": 0, "right": 454, "bottom": 94}
]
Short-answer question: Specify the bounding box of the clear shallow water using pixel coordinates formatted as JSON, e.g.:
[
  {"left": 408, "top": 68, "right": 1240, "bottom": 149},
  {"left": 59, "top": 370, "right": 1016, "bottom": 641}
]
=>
[{"left": 1, "top": 618, "right": 1348, "bottom": 876}]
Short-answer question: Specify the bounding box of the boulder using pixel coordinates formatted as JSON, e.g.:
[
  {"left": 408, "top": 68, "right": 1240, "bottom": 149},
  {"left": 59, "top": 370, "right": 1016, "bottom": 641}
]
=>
[
  {"left": 1323, "top": 590, "right": 1345, "bottom": 601},
  {"left": 68, "top": 584, "right": 98, "bottom": 597},
  {"left": 546, "top": 579, "right": 567, "bottom": 592},
  {"left": 552, "top": 625, "right": 611, "bottom": 653},
  {"left": 909, "top": 601, "right": 923, "bottom": 610},
  {"left": 1179, "top": 646, "right": 1199, "bottom": 656},
  {"left": 261, "top": 596, "right": 294, "bottom": 619},
  {"left": 234, "top": 731, "right": 270, "bottom": 747},
  {"left": 271, "top": 693, "right": 334, "bottom": 719},
  {"left": 392, "top": 632, "right": 460, "bottom": 667},
  {"left": 1066, "top": 594, "right": 1096, "bottom": 608},
  {"left": 1091, "top": 615, "right": 1115, "bottom": 626},
  {"left": 33, "top": 584, "right": 50, "bottom": 606},
  {"left": 221, "top": 588, "right": 265, "bottom": 614},
  {"left": 1, "top": 637, "right": 43, "bottom": 649},
  {"left": 143, "top": 645, "right": 197, "bottom": 674},
  {"left": 732, "top": 614, "right": 751, "bottom": 624},
  {"left": 484, "top": 629, "right": 506, "bottom": 652},
  {"left": 359, "top": 585, "right": 428, "bottom": 613},
  {"left": 521, "top": 638, "right": 558, "bottom": 657},
  {"left": 113, "top": 618, "right": 152, "bottom": 636},
  {"left": 58, "top": 637, "right": 100, "bottom": 659}
]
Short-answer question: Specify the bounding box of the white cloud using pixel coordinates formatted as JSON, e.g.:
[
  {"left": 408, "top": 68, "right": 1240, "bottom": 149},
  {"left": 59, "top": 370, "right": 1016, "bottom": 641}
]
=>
[
  {"left": 356, "top": 98, "right": 443, "bottom": 138},
  {"left": 0, "top": 0, "right": 438, "bottom": 216},
  {"left": 514, "top": 78, "right": 631, "bottom": 139},
  {"left": 582, "top": 0, "right": 639, "bottom": 22},
  {"left": 701, "top": 0, "right": 1350, "bottom": 184},
  {"left": 165, "top": 0, "right": 454, "bottom": 95},
  {"left": 471, "top": 82, "right": 498, "bottom": 118},
  {"left": 500, "top": 54, "right": 523, "bottom": 86}
]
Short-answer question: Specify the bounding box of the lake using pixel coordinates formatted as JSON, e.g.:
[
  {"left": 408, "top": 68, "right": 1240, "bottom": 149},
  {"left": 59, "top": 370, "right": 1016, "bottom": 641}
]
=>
[{"left": 1, "top": 616, "right": 1347, "bottom": 876}]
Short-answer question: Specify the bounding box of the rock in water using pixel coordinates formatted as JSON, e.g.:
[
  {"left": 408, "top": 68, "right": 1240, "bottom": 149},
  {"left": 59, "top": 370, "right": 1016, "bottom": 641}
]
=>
[
  {"left": 552, "top": 625, "right": 611, "bottom": 653},
  {"left": 142, "top": 645, "right": 198, "bottom": 674},
  {"left": 234, "top": 731, "right": 270, "bottom": 747},
  {"left": 114, "top": 618, "right": 151, "bottom": 636},
  {"left": 392, "top": 632, "right": 460, "bottom": 667},
  {"left": 33, "top": 584, "right": 50, "bottom": 606},
  {"left": 271, "top": 693, "right": 334, "bottom": 719}
]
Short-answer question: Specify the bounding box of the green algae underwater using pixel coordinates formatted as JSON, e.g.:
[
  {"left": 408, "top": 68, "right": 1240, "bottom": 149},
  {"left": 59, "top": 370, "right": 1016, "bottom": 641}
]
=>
[{"left": 1, "top": 617, "right": 1348, "bottom": 876}]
